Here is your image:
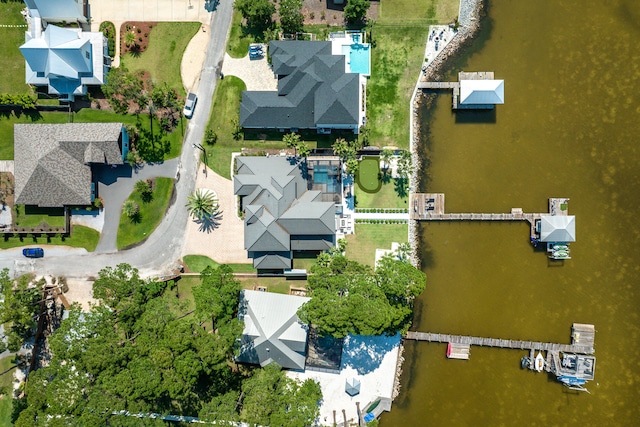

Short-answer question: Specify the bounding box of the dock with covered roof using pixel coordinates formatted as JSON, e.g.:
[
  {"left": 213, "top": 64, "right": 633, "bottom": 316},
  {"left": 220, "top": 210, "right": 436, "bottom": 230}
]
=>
[
  {"left": 411, "top": 194, "right": 575, "bottom": 257},
  {"left": 417, "top": 71, "right": 504, "bottom": 109}
]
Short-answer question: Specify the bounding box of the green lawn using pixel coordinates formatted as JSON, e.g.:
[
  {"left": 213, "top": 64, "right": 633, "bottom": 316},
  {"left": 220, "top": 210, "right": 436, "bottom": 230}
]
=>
[
  {"left": 354, "top": 176, "right": 409, "bottom": 209},
  {"left": 356, "top": 156, "right": 381, "bottom": 192},
  {"left": 0, "top": 1, "right": 32, "bottom": 94},
  {"left": 227, "top": 10, "right": 254, "bottom": 58},
  {"left": 377, "top": 0, "right": 459, "bottom": 25},
  {"left": 117, "top": 177, "right": 174, "bottom": 249},
  {"left": 238, "top": 276, "right": 305, "bottom": 295},
  {"left": 0, "top": 225, "right": 99, "bottom": 251},
  {"left": 0, "top": 356, "right": 16, "bottom": 427},
  {"left": 14, "top": 205, "right": 65, "bottom": 228},
  {"left": 0, "top": 109, "right": 184, "bottom": 160},
  {"left": 345, "top": 224, "right": 408, "bottom": 267},
  {"left": 120, "top": 22, "right": 200, "bottom": 96},
  {"left": 182, "top": 254, "right": 255, "bottom": 273}
]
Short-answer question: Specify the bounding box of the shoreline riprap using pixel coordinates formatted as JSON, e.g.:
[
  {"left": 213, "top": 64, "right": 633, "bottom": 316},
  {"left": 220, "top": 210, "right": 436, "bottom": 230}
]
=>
[{"left": 398, "top": 0, "right": 485, "bottom": 402}]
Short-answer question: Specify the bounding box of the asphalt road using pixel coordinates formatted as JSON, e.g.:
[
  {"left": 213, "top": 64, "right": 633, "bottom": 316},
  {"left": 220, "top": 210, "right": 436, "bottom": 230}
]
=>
[{"left": 0, "top": 2, "right": 234, "bottom": 279}]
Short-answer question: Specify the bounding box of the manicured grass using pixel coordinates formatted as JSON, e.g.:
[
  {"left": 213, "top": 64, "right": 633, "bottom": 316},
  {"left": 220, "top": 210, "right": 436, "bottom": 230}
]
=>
[
  {"left": 345, "top": 224, "right": 408, "bottom": 267},
  {"left": 182, "top": 254, "right": 255, "bottom": 273},
  {"left": 238, "top": 277, "right": 306, "bottom": 295},
  {"left": 120, "top": 22, "right": 200, "bottom": 95},
  {"left": 0, "top": 356, "right": 16, "bottom": 427},
  {"left": 14, "top": 205, "right": 65, "bottom": 228},
  {"left": 176, "top": 276, "right": 200, "bottom": 312},
  {"left": 0, "top": 225, "right": 99, "bottom": 251},
  {"left": 0, "top": 109, "right": 184, "bottom": 160},
  {"left": 117, "top": 177, "right": 174, "bottom": 250},
  {"left": 227, "top": 10, "right": 253, "bottom": 58},
  {"left": 367, "top": 25, "right": 428, "bottom": 150},
  {"left": 378, "top": 0, "right": 459, "bottom": 25},
  {"left": 354, "top": 177, "right": 409, "bottom": 209},
  {"left": 356, "top": 156, "right": 381, "bottom": 193},
  {"left": 0, "top": 1, "right": 32, "bottom": 95},
  {"left": 292, "top": 257, "right": 317, "bottom": 271}
]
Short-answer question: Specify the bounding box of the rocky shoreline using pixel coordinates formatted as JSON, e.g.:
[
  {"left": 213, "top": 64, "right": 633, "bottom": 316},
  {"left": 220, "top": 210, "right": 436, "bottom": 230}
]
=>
[{"left": 396, "top": 0, "right": 486, "bottom": 402}]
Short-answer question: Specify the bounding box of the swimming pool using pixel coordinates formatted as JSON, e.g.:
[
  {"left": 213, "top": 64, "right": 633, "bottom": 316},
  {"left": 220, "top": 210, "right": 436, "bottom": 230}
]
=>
[
  {"left": 314, "top": 166, "right": 341, "bottom": 193},
  {"left": 342, "top": 43, "right": 371, "bottom": 76}
]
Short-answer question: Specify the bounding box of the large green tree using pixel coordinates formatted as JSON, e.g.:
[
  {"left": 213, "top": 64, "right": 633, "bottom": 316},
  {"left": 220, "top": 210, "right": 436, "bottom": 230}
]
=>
[
  {"left": 344, "top": 0, "right": 371, "bottom": 25},
  {"left": 235, "top": 0, "right": 276, "bottom": 31},
  {"left": 239, "top": 363, "right": 321, "bottom": 427},
  {"left": 15, "top": 264, "right": 245, "bottom": 425},
  {"left": 0, "top": 271, "right": 44, "bottom": 352},
  {"left": 298, "top": 253, "right": 426, "bottom": 338},
  {"left": 279, "top": 0, "right": 304, "bottom": 34}
]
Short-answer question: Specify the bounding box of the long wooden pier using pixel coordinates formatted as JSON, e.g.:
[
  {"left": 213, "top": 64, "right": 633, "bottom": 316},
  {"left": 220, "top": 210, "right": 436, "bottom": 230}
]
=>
[{"left": 405, "top": 324, "right": 595, "bottom": 356}]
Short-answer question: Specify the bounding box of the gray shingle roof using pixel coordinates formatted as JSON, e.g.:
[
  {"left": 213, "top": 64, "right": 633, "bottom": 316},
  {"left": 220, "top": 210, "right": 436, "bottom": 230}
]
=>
[
  {"left": 237, "top": 290, "right": 310, "bottom": 370},
  {"left": 14, "top": 123, "right": 124, "bottom": 207},
  {"left": 240, "top": 41, "right": 360, "bottom": 130},
  {"left": 234, "top": 156, "right": 337, "bottom": 269}
]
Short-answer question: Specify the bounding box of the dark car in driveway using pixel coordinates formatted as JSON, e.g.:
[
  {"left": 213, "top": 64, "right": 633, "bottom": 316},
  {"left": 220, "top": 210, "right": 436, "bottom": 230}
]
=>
[{"left": 22, "top": 247, "right": 44, "bottom": 258}]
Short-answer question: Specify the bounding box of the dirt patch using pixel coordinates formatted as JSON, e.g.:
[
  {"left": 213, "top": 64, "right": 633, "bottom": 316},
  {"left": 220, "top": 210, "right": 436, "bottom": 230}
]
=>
[
  {"left": 301, "top": 0, "right": 379, "bottom": 26},
  {"left": 64, "top": 279, "right": 98, "bottom": 311},
  {"left": 120, "top": 21, "right": 157, "bottom": 56}
]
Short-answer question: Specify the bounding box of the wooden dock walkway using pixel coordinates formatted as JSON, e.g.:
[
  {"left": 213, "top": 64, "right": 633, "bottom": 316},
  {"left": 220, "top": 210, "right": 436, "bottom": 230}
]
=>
[
  {"left": 416, "top": 81, "right": 460, "bottom": 90},
  {"left": 405, "top": 323, "right": 595, "bottom": 356}
]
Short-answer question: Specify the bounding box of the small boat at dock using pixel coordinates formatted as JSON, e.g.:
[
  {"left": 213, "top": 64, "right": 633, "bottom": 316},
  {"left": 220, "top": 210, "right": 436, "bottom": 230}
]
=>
[
  {"left": 521, "top": 356, "right": 531, "bottom": 369},
  {"left": 534, "top": 352, "right": 545, "bottom": 372}
]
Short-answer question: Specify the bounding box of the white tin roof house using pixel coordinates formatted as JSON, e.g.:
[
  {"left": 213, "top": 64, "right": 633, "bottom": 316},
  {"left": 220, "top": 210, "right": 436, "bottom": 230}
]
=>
[{"left": 20, "top": 0, "right": 108, "bottom": 101}]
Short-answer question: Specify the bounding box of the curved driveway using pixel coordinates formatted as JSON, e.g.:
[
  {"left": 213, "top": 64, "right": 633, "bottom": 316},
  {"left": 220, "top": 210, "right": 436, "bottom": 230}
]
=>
[{"left": 0, "top": 1, "right": 235, "bottom": 278}]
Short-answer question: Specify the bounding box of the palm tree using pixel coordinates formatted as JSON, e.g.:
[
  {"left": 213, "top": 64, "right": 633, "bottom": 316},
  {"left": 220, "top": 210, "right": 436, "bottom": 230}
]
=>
[
  {"left": 124, "top": 31, "right": 136, "bottom": 47},
  {"left": 186, "top": 189, "right": 219, "bottom": 221},
  {"left": 123, "top": 200, "right": 140, "bottom": 222},
  {"left": 380, "top": 148, "right": 394, "bottom": 175}
]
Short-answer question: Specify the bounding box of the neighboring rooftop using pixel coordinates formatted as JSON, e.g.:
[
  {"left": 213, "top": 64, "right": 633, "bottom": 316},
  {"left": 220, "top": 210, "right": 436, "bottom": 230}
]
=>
[
  {"left": 234, "top": 156, "right": 339, "bottom": 270},
  {"left": 237, "top": 290, "right": 310, "bottom": 371},
  {"left": 21, "top": 0, "right": 107, "bottom": 100},
  {"left": 240, "top": 41, "right": 365, "bottom": 134},
  {"left": 14, "top": 123, "right": 126, "bottom": 207}
]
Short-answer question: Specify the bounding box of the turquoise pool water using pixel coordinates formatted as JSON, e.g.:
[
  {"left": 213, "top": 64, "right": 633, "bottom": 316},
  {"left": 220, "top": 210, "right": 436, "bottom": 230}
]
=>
[
  {"left": 314, "top": 166, "right": 340, "bottom": 193},
  {"left": 342, "top": 44, "right": 370, "bottom": 76}
]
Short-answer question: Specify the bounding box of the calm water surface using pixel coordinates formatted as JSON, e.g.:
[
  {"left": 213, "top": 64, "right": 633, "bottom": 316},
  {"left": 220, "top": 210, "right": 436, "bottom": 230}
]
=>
[{"left": 382, "top": 1, "right": 640, "bottom": 425}]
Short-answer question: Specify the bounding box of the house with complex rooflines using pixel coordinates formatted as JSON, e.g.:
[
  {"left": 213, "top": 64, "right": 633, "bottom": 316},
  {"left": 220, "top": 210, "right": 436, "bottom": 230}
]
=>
[
  {"left": 240, "top": 40, "right": 366, "bottom": 135},
  {"left": 20, "top": 0, "right": 108, "bottom": 101},
  {"left": 234, "top": 156, "right": 342, "bottom": 272},
  {"left": 14, "top": 123, "right": 128, "bottom": 208},
  {"left": 236, "top": 290, "right": 311, "bottom": 371}
]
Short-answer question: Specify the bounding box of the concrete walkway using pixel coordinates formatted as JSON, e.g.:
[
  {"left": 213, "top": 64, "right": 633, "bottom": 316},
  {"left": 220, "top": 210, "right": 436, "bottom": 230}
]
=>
[
  {"left": 352, "top": 212, "right": 410, "bottom": 221},
  {"left": 94, "top": 160, "right": 179, "bottom": 253},
  {"left": 221, "top": 52, "right": 278, "bottom": 91}
]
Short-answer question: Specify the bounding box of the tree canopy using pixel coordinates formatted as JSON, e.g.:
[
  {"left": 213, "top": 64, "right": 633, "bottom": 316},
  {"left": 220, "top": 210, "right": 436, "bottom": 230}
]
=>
[
  {"left": 0, "top": 271, "right": 44, "bottom": 352},
  {"left": 344, "top": 0, "right": 371, "bottom": 25},
  {"left": 297, "top": 253, "right": 426, "bottom": 338},
  {"left": 15, "top": 264, "right": 322, "bottom": 426},
  {"left": 279, "top": 0, "right": 304, "bottom": 34},
  {"left": 235, "top": 0, "right": 276, "bottom": 31}
]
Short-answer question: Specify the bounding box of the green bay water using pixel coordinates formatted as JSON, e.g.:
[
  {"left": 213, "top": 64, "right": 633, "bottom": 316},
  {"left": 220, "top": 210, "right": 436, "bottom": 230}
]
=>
[{"left": 382, "top": 0, "right": 640, "bottom": 425}]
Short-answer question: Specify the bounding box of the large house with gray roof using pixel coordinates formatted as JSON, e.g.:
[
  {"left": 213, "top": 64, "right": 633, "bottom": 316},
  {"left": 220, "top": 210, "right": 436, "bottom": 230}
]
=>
[
  {"left": 20, "top": 0, "right": 108, "bottom": 101},
  {"left": 14, "top": 123, "right": 128, "bottom": 207},
  {"left": 240, "top": 41, "right": 366, "bottom": 134},
  {"left": 234, "top": 156, "right": 341, "bottom": 271},
  {"left": 236, "top": 290, "right": 310, "bottom": 371}
]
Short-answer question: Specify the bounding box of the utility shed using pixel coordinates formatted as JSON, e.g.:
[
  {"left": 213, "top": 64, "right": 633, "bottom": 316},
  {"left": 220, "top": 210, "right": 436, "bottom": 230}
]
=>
[{"left": 236, "top": 290, "right": 311, "bottom": 371}]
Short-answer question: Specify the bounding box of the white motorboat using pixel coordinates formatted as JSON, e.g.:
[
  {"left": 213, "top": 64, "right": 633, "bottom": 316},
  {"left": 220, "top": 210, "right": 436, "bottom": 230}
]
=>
[{"left": 535, "top": 352, "right": 545, "bottom": 372}]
